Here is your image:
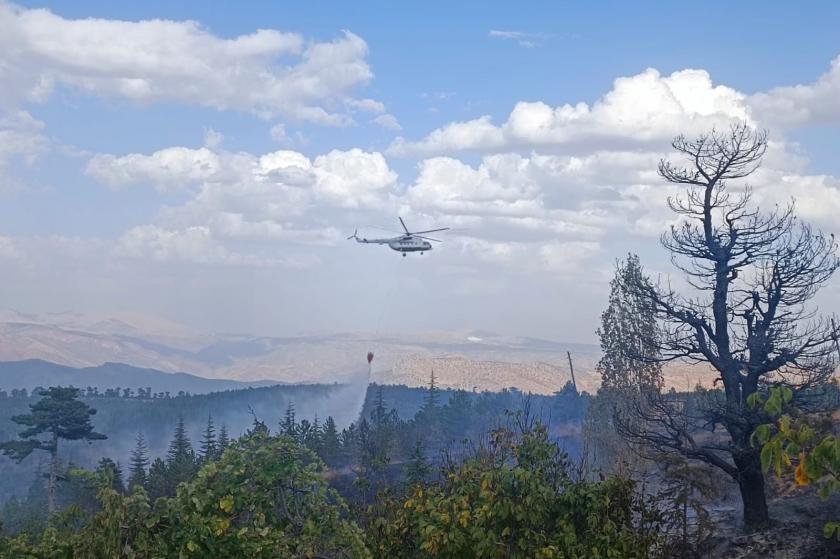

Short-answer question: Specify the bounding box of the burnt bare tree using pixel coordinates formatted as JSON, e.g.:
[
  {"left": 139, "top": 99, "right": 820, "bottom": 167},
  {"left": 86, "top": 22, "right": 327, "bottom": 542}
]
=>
[{"left": 618, "top": 123, "right": 839, "bottom": 528}]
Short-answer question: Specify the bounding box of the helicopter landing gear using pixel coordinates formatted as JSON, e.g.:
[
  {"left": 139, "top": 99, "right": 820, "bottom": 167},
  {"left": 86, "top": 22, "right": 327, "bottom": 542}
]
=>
[
  {"left": 402, "top": 252, "right": 406, "bottom": 257},
  {"left": 421, "top": 252, "right": 424, "bottom": 255}
]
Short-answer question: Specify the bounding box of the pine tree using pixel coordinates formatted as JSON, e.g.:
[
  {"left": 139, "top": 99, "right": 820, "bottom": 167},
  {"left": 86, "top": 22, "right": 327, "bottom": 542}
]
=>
[
  {"left": 442, "top": 389, "right": 473, "bottom": 441},
  {"left": 321, "top": 416, "right": 341, "bottom": 465},
  {"left": 127, "top": 432, "right": 149, "bottom": 491},
  {"left": 95, "top": 458, "right": 124, "bottom": 493},
  {"left": 404, "top": 441, "right": 431, "bottom": 485},
  {"left": 146, "top": 457, "right": 168, "bottom": 500},
  {"left": 371, "top": 386, "right": 389, "bottom": 428},
  {"left": 340, "top": 423, "right": 358, "bottom": 465},
  {"left": 165, "top": 416, "right": 196, "bottom": 491},
  {"left": 421, "top": 370, "right": 440, "bottom": 415},
  {"left": 596, "top": 253, "right": 662, "bottom": 392},
  {"left": 588, "top": 254, "right": 662, "bottom": 475},
  {"left": 305, "top": 415, "right": 323, "bottom": 454},
  {"left": 217, "top": 424, "right": 230, "bottom": 459},
  {"left": 0, "top": 387, "right": 106, "bottom": 514},
  {"left": 280, "top": 401, "right": 297, "bottom": 438},
  {"left": 297, "top": 419, "right": 312, "bottom": 446},
  {"left": 167, "top": 416, "right": 193, "bottom": 464},
  {"left": 199, "top": 415, "right": 217, "bottom": 463}
]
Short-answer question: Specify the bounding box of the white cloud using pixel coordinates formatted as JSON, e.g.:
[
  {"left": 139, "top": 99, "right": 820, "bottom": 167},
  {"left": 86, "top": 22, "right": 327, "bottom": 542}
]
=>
[
  {"left": 0, "top": 109, "right": 47, "bottom": 190},
  {"left": 347, "top": 98, "right": 386, "bottom": 113},
  {"left": 488, "top": 30, "right": 554, "bottom": 48},
  {"left": 389, "top": 68, "right": 749, "bottom": 156},
  {"left": 86, "top": 144, "right": 397, "bottom": 265},
  {"left": 116, "top": 224, "right": 318, "bottom": 268},
  {"left": 750, "top": 55, "right": 840, "bottom": 127},
  {"left": 269, "top": 123, "right": 289, "bottom": 143},
  {"left": 312, "top": 149, "right": 397, "bottom": 208},
  {"left": 86, "top": 147, "right": 220, "bottom": 192},
  {"left": 406, "top": 152, "right": 658, "bottom": 241},
  {"left": 0, "top": 2, "right": 379, "bottom": 125},
  {"left": 389, "top": 115, "right": 504, "bottom": 155},
  {"left": 118, "top": 225, "right": 242, "bottom": 265},
  {"left": 372, "top": 113, "right": 402, "bottom": 130},
  {"left": 446, "top": 236, "right": 600, "bottom": 275},
  {"left": 203, "top": 128, "right": 224, "bottom": 149},
  {"left": 0, "top": 236, "right": 20, "bottom": 259}
]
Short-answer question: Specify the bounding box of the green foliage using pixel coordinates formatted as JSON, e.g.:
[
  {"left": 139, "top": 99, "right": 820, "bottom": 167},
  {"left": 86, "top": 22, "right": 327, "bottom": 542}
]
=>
[
  {"left": 0, "top": 387, "right": 106, "bottom": 515},
  {"left": 750, "top": 385, "right": 840, "bottom": 539},
  {"left": 596, "top": 254, "right": 662, "bottom": 392},
  {"left": 0, "top": 387, "right": 106, "bottom": 462},
  {"left": 1, "top": 432, "right": 371, "bottom": 558},
  {"left": 365, "top": 424, "right": 670, "bottom": 558},
  {"left": 150, "top": 432, "right": 369, "bottom": 558}
]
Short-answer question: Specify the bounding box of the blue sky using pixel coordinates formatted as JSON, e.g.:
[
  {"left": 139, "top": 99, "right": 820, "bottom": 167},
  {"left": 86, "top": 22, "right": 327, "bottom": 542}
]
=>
[{"left": 1, "top": 1, "right": 839, "bottom": 341}]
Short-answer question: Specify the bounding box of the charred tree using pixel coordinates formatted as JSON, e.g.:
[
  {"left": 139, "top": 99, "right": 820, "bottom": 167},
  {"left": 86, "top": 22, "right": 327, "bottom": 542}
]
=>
[{"left": 618, "top": 123, "right": 839, "bottom": 529}]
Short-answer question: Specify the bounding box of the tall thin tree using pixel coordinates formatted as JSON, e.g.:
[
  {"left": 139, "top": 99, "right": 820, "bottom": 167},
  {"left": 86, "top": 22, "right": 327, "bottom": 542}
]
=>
[
  {"left": 127, "top": 432, "right": 150, "bottom": 491},
  {"left": 0, "top": 387, "right": 106, "bottom": 514},
  {"left": 199, "top": 415, "right": 217, "bottom": 463}
]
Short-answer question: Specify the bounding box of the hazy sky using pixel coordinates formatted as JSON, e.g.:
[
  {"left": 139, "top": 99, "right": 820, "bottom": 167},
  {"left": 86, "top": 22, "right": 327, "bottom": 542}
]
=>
[{"left": 1, "top": 1, "right": 839, "bottom": 343}]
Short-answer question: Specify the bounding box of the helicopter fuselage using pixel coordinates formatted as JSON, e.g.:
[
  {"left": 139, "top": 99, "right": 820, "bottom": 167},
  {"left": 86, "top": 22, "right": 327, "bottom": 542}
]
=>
[
  {"left": 353, "top": 234, "right": 432, "bottom": 254},
  {"left": 388, "top": 236, "right": 432, "bottom": 253}
]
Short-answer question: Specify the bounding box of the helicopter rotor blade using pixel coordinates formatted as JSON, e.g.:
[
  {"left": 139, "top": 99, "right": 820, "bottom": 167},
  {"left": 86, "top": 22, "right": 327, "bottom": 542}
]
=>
[
  {"left": 415, "top": 235, "right": 442, "bottom": 242},
  {"left": 413, "top": 227, "right": 449, "bottom": 235},
  {"left": 398, "top": 216, "right": 410, "bottom": 234}
]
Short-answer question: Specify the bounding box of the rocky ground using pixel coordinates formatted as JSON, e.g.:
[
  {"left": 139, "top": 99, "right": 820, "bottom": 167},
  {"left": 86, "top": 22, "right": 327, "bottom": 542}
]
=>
[{"left": 703, "top": 493, "right": 840, "bottom": 558}]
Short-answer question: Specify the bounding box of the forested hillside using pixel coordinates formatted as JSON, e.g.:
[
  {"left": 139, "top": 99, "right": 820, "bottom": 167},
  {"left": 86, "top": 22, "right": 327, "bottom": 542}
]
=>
[{"left": 0, "top": 380, "right": 588, "bottom": 508}]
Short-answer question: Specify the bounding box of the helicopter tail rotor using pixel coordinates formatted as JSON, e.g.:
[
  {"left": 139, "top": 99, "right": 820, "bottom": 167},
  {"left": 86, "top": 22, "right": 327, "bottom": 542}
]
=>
[{"left": 346, "top": 229, "right": 358, "bottom": 240}]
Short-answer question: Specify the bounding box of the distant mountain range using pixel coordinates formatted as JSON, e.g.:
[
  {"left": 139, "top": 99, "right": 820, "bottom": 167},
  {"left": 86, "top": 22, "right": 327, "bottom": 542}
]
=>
[
  {"left": 0, "top": 309, "right": 713, "bottom": 394},
  {"left": 0, "top": 359, "right": 279, "bottom": 393}
]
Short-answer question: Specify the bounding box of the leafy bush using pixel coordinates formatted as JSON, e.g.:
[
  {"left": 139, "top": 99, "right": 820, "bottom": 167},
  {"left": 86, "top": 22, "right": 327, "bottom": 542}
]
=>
[{"left": 364, "top": 422, "right": 670, "bottom": 558}]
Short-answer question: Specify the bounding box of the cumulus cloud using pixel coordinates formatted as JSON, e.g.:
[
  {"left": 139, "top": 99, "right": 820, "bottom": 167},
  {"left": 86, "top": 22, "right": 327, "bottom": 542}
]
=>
[
  {"left": 750, "top": 55, "right": 840, "bottom": 127},
  {"left": 88, "top": 145, "right": 396, "bottom": 208},
  {"left": 86, "top": 147, "right": 220, "bottom": 192},
  {"left": 85, "top": 144, "right": 397, "bottom": 265},
  {"left": 312, "top": 149, "right": 397, "bottom": 208},
  {"left": 372, "top": 114, "right": 402, "bottom": 130},
  {"left": 406, "top": 151, "right": 662, "bottom": 242},
  {"left": 0, "top": 1, "right": 379, "bottom": 125},
  {"left": 389, "top": 68, "right": 750, "bottom": 156}
]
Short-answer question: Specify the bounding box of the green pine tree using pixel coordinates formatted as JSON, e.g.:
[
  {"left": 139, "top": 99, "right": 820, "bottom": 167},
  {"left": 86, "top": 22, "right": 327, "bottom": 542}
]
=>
[
  {"left": 217, "top": 424, "right": 230, "bottom": 459},
  {"left": 280, "top": 401, "right": 297, "bottom": 438},
  {"left": 146, "top": 457, "right": 169, "bottom": 500},
  {"left": 421, "top": 370, "right": 440, "bottom": 415},
  {"left": 404, "top": 441, "right": 431, "bottom": 485},
  {"left": 0, "top": 386, "right": 106, "bottom": 514},
  {"left": 127, "top": 432, "right": 149, "bottom": 491},
  {"left": 199, "top": 415, "right": 217, "bottom": 463},
  {"left": 165, "top": 416, "right": 196, "bottom": 491},
  {"left": 321, "top": 416, "right": 341, "bottom": 465},
  {"left": 95, "top": 457, "right": 125, "bottom": 493}
]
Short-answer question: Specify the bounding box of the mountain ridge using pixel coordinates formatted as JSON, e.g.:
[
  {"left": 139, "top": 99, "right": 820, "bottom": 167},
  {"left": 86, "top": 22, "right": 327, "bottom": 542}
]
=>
[{"left": 0, "top": 359, "right": 280, "bottom": 393}]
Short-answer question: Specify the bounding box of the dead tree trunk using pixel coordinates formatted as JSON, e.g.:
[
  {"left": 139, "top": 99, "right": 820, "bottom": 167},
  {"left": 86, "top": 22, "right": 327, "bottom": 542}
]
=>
[{"left": 618, "top": 123, "right": 839, "bottom": 529}]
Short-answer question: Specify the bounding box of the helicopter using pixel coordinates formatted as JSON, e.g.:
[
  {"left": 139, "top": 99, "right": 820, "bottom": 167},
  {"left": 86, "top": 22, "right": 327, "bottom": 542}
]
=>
[{"left": 347, "top": 217, "right": 449, "bottom": 256}]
